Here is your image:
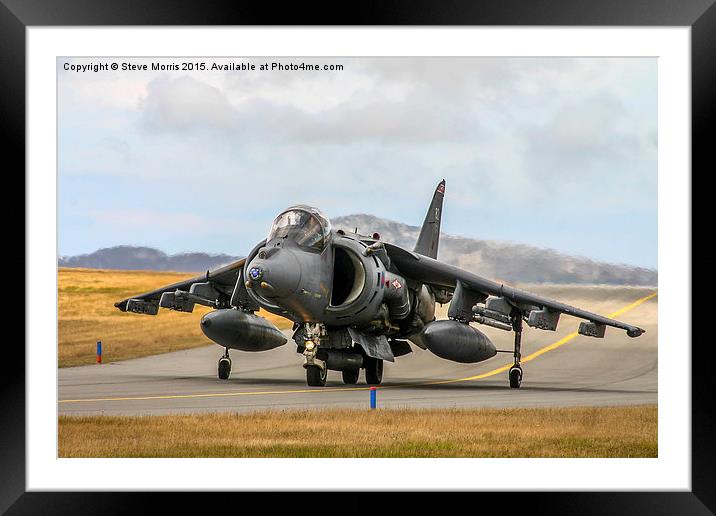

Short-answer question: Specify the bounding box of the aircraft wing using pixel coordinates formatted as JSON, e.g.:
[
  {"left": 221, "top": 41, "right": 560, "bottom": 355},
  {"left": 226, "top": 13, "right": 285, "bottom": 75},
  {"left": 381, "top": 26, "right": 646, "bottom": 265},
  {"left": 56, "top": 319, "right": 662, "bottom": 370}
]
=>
[
  {"left": 385, "top": 243, "right": 646, "bottom": 338},
  {"left": 114, "top": 258, "right": 246, "bottom": 315}
]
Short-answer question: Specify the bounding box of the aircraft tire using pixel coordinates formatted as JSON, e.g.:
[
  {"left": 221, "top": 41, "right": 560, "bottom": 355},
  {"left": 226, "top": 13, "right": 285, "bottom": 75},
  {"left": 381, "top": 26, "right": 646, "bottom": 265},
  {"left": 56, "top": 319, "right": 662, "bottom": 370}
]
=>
[
  {"left": 306, "top": 365, "right": 327, "bottom": 387},
  {"left": 364, "top": 357, "right": 383, "bottom": 385},
  {"left": 341, "top": 369, "right": 360, "bottom": 385},
  {"left": 509, "top": 366, "right": 522, "bottom": 389},
  {"left": 218, "top": 357, "right": 231, "bottom": 380}
]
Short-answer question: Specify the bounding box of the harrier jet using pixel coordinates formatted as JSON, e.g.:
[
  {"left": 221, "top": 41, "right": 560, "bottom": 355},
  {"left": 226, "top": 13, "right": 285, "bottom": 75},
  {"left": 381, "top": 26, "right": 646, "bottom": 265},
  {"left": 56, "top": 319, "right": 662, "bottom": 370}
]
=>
[{"left": 116, "top": 180, "right": 644, "bottom": 388}]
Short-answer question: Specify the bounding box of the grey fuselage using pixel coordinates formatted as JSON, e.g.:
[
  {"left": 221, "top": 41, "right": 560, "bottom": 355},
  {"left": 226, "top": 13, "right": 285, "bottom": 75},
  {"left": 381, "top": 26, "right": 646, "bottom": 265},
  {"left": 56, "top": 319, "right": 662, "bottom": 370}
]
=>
[{"left": 241, "top": 230, "right": 435, "bottom": 340}]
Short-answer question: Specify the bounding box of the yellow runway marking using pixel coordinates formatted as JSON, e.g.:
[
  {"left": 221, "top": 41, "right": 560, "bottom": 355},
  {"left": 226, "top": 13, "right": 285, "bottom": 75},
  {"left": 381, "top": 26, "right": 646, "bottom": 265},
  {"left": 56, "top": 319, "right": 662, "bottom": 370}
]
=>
[{"left": 59, "top": 291, "right": 657, "bottom": 404}]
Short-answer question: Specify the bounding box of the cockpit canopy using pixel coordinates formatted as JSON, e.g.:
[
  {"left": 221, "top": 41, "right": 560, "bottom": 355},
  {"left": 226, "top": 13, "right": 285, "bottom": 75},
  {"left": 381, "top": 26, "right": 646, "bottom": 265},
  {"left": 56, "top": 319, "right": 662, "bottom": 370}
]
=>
[{"left": 267, "top": 205, "right": 332, "bottom": 251}]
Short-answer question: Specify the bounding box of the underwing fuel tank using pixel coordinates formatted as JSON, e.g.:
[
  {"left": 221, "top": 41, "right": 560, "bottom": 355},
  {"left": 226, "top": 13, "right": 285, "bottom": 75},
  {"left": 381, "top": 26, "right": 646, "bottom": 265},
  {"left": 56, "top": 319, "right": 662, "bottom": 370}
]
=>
[
  {"left": 421, "top": 320, "right": 497, "bottom": 363},
  {"left": 200, "top": 309, "right": 287, "bottom": 351}
]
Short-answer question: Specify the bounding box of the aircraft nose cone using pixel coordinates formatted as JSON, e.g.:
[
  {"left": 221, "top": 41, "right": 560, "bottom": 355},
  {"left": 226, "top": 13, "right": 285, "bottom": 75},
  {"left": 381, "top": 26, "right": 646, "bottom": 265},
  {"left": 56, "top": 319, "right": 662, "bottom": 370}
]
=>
[{"left": 247, "top": 249, "right": 301, "bottom": 298}]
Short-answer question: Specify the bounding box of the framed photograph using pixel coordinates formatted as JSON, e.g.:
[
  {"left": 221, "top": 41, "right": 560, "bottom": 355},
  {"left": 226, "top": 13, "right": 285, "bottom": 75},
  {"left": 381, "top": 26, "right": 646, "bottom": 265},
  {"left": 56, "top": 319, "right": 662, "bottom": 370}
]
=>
[{"left": 7, "top": 0, "right": 709, "bottom": 512}]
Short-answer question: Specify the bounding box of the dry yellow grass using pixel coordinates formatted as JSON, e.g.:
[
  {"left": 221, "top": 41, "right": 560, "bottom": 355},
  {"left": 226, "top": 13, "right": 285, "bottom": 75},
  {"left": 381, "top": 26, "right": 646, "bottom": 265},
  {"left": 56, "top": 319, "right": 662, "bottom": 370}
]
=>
[
  {"left": 58, "top": 268, "right": 292, "bottom": 368},
  {"left": 58, "top": 405, "right": 657, "bottom": 458}
]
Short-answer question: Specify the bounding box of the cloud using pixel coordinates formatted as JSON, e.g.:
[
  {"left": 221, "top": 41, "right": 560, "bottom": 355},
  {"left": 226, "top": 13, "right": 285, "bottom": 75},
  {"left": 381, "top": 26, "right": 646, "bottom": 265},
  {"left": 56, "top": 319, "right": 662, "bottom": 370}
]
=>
[
  {"left": 58, "top": 57, "right": 657, "bottom": 266},
  {"left": 90, "top": 208, "right": 238, "bottom": 235},
  {"left": 58, "top": 59, "right": 148, "bottom": 111},
  {"left": 140, "top": 76, "right": 235, "bottom": 131},
  {"left": 118, "top": 58, "right": 657, "bottom": 150},
  {"left": 521, "top": 93, "right": 656, "bottom": 198},
  {"left": 137, "top": 75, "right": 475, "bottom": 144},
  {"left": 231, "top": 95, "right": 475, "bottom": 144},
  {"left": 96, "top": 137, "right": 130, "bottom": 160}
]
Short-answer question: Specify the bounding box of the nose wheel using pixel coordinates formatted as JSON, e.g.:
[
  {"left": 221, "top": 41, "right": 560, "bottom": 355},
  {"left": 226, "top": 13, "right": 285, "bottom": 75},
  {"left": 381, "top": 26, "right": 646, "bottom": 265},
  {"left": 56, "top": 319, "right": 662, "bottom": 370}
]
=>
[
  {"left": 306, "top": 365, "right": 327, "bottom": 386},
  {"left": 217, "top": 348, "right": 232, "bottom": 380}
]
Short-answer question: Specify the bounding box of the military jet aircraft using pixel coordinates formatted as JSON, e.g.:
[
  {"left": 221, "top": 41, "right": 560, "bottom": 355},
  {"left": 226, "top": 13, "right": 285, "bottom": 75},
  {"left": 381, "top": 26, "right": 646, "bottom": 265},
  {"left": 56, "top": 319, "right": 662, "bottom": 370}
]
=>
[{"left": 115, "top": 180, "right": 645, "bottom": 388}]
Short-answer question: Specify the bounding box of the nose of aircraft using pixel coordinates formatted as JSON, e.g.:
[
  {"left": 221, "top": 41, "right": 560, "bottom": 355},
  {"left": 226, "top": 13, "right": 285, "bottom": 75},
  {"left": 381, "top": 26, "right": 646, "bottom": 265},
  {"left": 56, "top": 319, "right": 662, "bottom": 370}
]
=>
[{"left": 246, "top": 248, "right": 301, "bottom": 298}]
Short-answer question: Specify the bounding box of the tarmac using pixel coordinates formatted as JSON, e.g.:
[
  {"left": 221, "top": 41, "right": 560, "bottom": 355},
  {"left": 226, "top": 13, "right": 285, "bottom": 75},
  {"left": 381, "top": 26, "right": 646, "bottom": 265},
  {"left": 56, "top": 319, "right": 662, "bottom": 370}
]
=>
[{"left": 58, "top": 289, "right": 657, "bottom": 416}]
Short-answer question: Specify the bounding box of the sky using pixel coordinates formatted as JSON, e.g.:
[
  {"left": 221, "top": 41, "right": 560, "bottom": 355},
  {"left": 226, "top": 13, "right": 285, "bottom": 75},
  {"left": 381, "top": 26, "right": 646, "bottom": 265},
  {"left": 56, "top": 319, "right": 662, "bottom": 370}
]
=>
[{"left": 58, "top": 57, "right": 657, "bottom": 268}]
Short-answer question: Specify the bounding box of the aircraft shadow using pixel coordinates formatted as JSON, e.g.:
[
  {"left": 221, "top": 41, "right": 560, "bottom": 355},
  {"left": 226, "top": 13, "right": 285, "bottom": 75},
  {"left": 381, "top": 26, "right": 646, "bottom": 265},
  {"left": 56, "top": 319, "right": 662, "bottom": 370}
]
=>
[{"left": 155, "top": 375, "right": 655, "bottom": 395}]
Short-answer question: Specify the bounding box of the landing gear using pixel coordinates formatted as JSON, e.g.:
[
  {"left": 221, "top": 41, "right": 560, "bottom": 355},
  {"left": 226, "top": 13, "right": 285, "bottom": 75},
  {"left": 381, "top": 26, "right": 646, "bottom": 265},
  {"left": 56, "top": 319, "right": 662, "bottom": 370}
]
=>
[
  {"left": 342, "top": 369, "right": 360, "bottom": 385},
  {"left": 217, "top": 348, "right": 231, "bottom": 380},
  {"left": 364, "top": 357, "right": 384, "bottom": 385},
  {"left": 301, "top": 322, "right": 328, "bottom": 387},
  {"left": 306, "top": 364, "right": 327, "bottom": 386},
  {"left": 509, "top": 313, "right": 523, "bottom": 389},
  {"left": 509, "top": 366, "right": 522, "bottom": 388}
]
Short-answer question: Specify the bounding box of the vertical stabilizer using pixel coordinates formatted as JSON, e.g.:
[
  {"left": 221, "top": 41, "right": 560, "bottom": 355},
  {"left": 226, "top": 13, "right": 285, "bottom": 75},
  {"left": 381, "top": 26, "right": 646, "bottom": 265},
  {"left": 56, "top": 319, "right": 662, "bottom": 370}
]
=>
[{"left": 414, "top": 180, "right": 445, "bottom": 259}]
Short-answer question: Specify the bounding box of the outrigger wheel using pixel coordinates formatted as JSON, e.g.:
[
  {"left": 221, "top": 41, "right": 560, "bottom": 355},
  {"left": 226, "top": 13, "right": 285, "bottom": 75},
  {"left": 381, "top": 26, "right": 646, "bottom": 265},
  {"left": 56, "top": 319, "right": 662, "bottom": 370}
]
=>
[
  {"left": 509, "top": 310, "right": 524, "bottom": 389},
  {"left": 342, "top": 369, "right": 360, "bottom": 385},
  {"left": 509, "top": 366, "right": 522, "bottom": 389},
  {"left": 217, "top": 349, "right": 231, "bottom": 380},
  {"left": 306, "top": 365, "right": 327, "bottom": 387},
  {"left": 364, "top": 357, "right": 384, "bottom": 385}
]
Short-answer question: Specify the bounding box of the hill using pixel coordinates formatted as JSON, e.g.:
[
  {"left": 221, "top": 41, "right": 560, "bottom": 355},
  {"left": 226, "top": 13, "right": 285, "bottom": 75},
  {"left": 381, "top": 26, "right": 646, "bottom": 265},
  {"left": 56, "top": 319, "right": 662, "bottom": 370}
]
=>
[
  {"left": 58, "top": 215, "right": 657, "bottom": 285},
  {"left": 332, "top": 215, "right": 656, "bottom": 285},
  {"left": 59, "top": 245, "right": 239, "bottom": 272}
]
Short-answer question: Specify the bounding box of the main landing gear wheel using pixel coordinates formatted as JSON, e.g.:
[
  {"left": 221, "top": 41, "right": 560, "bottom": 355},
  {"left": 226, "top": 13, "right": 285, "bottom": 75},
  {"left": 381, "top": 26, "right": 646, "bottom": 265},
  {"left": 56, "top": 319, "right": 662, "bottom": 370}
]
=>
[
  {"left": 342, "top": 369, "right": 360, "bottom": 385},
  {"left": 306, "top": 365, "right": 327, "bottom": 387},
  {"left": 364, "top": 357, "right": 384, "bottom": 385},
  {"left": 509, "top": 366, "right": 522, "bottom": 389},
  {"left": 218, "top": 356, "right": 232, "bottom": 380}
]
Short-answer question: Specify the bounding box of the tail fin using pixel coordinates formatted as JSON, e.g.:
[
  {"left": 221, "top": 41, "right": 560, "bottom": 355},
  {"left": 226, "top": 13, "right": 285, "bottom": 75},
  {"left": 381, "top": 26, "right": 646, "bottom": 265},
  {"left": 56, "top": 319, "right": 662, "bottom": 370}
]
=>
[{"left": 414, "top": 180, "right": 445, "bottom": 259}]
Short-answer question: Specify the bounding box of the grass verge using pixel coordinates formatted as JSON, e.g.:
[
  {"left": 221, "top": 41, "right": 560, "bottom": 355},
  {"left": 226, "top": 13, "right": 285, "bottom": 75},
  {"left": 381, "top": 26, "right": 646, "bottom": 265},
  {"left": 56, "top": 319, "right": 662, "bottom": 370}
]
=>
[
  {"left": 58, "top": 405, "right": 657, "bottom": 458},
  {"left": 58, "top": 268, "right": 292, "bottom": 367}
]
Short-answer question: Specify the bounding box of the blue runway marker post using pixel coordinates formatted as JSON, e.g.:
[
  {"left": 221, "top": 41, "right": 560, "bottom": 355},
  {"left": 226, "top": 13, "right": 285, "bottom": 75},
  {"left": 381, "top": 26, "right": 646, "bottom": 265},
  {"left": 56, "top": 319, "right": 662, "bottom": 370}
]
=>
[
  {"left": 96, "top": 340, "right": 102, "bottom": 364},
  {"left": 370, "top": 387, "right": 377, "bottom": 409}
]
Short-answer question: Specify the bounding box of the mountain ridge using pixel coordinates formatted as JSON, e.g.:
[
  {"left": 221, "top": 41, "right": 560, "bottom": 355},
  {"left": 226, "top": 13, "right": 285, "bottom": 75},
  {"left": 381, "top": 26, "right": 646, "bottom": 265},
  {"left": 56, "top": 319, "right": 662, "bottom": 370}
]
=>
[
  {"left": 333, "top": 214, "right": 656, "bottom": 286},
  {"left": 58, "top": 214, "right": 657, "bottom": 285},
  {"left": 58, "top": 245, "right": 238, "bottom": 273}
]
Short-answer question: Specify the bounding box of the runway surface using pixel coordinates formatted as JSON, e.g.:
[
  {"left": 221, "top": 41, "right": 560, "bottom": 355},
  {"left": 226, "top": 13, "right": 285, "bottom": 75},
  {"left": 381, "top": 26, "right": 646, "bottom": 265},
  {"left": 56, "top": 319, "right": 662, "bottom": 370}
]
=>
[{"left": 58, "top": 287, "right": 657, "bottom": 416}]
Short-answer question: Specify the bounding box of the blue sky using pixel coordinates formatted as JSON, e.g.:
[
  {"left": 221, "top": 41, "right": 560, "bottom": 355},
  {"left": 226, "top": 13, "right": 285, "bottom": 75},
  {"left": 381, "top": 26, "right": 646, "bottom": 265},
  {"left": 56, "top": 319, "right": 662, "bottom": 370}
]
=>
[{"left": 58, "top": 57, "right": 657, "bottom": 268}]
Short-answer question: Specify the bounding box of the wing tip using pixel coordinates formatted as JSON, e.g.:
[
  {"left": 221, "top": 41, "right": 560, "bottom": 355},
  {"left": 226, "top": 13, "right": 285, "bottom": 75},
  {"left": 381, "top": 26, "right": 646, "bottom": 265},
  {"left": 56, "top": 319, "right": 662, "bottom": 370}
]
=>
[{"left": 627, "top": 327, "right": 646, "bottom": 338}]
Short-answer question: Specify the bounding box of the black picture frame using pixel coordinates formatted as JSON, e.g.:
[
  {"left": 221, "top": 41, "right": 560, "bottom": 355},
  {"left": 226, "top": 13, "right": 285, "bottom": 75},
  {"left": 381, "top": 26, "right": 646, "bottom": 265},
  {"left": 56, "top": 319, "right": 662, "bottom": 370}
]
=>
[{"left": 4, "top": 1, "right": 709, "bottom": 513}]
